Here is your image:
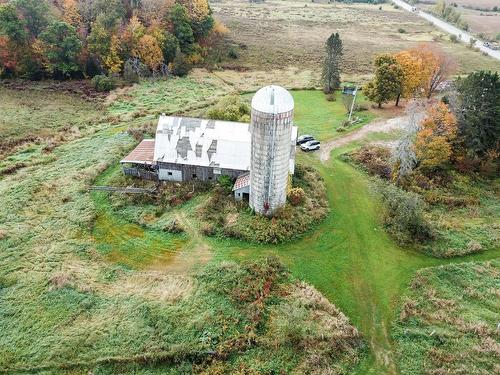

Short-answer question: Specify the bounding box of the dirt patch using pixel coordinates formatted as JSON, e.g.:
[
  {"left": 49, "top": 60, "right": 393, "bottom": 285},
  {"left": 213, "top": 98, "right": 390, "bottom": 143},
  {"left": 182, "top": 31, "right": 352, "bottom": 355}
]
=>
[{"left": 320, "top": 116, "right": 408, "bottom": 161}]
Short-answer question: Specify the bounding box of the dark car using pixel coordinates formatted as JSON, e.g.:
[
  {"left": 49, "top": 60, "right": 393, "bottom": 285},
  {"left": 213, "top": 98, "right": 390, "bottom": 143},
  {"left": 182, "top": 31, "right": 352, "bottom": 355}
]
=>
[
  {"left": 296, "top": 135, "right": 314, "bottom": 145},
  {"left": 300, "top": 140, "right": 320, "bottom": 152}
]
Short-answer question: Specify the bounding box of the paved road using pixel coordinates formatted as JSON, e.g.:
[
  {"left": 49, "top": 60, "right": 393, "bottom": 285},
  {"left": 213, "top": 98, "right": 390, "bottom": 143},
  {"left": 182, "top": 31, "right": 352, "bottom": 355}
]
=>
[{"left": 391, "top": 0, "right": 500, "bottom": 61}]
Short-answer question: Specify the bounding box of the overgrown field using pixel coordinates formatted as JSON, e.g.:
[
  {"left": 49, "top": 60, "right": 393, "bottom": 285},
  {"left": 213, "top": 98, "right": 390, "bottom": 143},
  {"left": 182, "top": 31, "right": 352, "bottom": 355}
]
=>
[
  {"left": 348, "top": 145, "right": 500, "bottom": 258},
  {"left": 1, "top": 77, "right": 498, "bottom": 374},
  {"left": 212, "top": 0, "right": 499, "bottom": 77},
  {"left": 393, "top": 260, "right": 500, "bottom": 375},
  {"left": 0, "top": 80, "right": 367, "bottom": 373},
  {"left": 0, "top": 81, "right": 104, "bottom": 162}
]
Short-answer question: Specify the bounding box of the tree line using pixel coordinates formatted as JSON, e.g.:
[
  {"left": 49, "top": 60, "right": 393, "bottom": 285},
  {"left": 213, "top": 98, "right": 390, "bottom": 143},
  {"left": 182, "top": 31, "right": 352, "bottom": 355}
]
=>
[{"left": 0, "top": 0, "right": 224, "bottom": 79}]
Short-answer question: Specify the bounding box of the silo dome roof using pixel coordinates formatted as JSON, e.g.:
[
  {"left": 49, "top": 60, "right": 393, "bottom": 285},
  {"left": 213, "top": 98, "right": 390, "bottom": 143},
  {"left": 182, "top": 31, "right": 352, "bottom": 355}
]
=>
[{"left": 251, "top": 85, "right": 294, "bottom": 114}]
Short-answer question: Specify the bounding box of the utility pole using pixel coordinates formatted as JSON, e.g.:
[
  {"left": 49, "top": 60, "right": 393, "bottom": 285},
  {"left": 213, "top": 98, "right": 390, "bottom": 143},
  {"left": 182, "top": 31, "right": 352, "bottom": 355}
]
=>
[{"left": 348, "top": 87, "right": 358, "bottom": 122}]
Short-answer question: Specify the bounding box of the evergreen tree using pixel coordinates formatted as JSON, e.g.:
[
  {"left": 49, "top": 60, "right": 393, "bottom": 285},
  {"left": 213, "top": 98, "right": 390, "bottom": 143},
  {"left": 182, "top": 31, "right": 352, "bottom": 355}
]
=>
[
  {"left": 454, "top": 71, "right": 500, "bottom": 158},
  {"left": 364, "top": 54, "right": 404, "bottom": 108},
  {"left": 169, "top": 4, "right": 195, "bottom": 53},
  {"left": 322, "top": 32, "right": 343, "bottom": 94}
]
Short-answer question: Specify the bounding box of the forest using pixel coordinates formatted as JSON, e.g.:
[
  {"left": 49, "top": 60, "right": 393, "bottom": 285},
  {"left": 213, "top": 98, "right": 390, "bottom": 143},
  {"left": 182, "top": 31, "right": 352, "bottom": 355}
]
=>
[{"left": 0, "top": 0, "right": 221, "bottom": 80}]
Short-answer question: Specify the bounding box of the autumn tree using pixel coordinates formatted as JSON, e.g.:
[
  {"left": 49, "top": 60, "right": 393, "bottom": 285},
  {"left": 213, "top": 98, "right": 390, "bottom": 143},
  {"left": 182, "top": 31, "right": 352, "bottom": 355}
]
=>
[
  {"left": 87, "top": 17, "right": 112, "bottom": 71},
  {"left": 365, "top": 54, "right": 404, "bottom": 108},
  {"left": 104, "top": 34, "right": 123, "bottom": 74},
  {"left": 136, "top": 34, "right": 164, "bottom": 71},
  {"left": 453, "top": 71, "right": 500, "bottom": 159},
  {"left": 0, "top": 36, "right": 18, "bottom": 75},
  {"left": 415, "top": 102, "right": 457, "bottom": 171},
  {"left": 179, "top": 0, "right": 214, "bottom": 39},
  {"left": 61, "top": 0, "right": 82, "bottom": 28},
  {"left": 39, "top": 20, "right": 82, "bottom": 77},
  {"left": 322, "top": 32, "right": 343, "bottom": 94}
]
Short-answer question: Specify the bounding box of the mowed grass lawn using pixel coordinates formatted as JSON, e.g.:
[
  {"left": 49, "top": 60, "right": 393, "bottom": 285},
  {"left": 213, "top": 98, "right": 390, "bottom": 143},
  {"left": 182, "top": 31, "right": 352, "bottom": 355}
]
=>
[{"left": 242, "top": 89, "right": 376, "bottom": 141}]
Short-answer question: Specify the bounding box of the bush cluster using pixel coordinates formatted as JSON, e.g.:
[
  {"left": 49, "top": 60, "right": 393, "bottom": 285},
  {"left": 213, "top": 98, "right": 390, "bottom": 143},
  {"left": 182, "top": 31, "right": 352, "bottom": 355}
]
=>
[
  {"left": 375, "top": 181, "right": 434, "bottom": 245},
  {"left": 206, "top": 95, "right": 251, "bottom": 122},
  {"left": 199, "top": 165, "right": 329, "bottom": 244},
  {"left": 350, "top": 145, "right": 392, "bottom": 179},
  {"left": 91, "top": 75, "right": 116, "bottom": 92}
]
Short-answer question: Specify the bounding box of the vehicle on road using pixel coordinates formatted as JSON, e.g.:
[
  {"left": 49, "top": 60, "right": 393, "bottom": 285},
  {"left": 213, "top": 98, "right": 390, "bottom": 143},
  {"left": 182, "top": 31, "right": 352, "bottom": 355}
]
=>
[
  {"left": 300, "top": 140, "right": 320, "bottom": 152},
  {"left": 296, "top": 134, "right": 315, "bottom": 145}
]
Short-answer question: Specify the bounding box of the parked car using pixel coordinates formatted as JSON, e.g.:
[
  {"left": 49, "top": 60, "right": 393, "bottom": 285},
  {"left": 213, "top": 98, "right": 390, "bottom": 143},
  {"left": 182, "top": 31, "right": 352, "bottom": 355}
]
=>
[
  {"left": 300, "top": 140, "right": 320, "bottom": 152},
  {"left": 296, "top": 134, "right": 314, "bottom": 145}
]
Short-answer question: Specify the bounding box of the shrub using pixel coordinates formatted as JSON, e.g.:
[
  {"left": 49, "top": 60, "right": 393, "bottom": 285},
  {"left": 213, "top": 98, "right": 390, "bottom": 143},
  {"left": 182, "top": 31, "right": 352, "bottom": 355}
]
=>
[
  {"left": 228, "top": 46, "right": 239, "bottom": 59},
  {"left": 325, "top": 93, "right": 336, "bottom": 102},
  {"left": 170, "top": 48, "right": 191, "bottom": 77},
  {"left": 450, "top": 34, "right": 458, "bottom": 43},
  {"left": 163, "top": 219, "right": 184, "bottom": 234},
  {"left": 287, "top": 187, "right": 305, "bottom": 206},
  {"left": 207, "top": 95, "right": 251, "bottom": 122},
  {"left": 350, "top": 145, "right": 392, "bottom": 179},
  {"left": 398, "top": 28, "right": 406, "bottom": 34},
  {"left": 217, "top": 175, "right": 234, "bottom": 191},
  {"left": 91, "top": 75, "right": 116, "bottom": 92},
  {"left": 199, "top": 165, "right": 329, "bottom": 244},
  {"left": 375, "top": 181, "right": 434, "bottom": 244}
]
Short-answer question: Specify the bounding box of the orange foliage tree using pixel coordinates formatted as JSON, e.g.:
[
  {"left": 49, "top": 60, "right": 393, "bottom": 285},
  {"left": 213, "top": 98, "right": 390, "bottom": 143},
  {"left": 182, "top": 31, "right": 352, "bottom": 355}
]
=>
[
  {"left": 395, "top": 44, "right": 456, "bottom": 101},
  {"left": 0, "top": 36, "right": 18, "bottom": 75},
  {"left": 415, "top": 102, "right": 458, "bottom": 171}
]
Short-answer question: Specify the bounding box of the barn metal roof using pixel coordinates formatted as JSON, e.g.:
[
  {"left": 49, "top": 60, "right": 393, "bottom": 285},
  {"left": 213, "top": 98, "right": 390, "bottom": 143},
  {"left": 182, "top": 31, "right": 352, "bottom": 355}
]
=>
[
  {"left": 232, "top": 172, "right": 250, "bottom": 191},
  {"left": 154, "top": 115, "right": 298, "bottom": 172},
  {"left": 251, "top": 85, "right": 294, "bottom": 114},
  {"left": 120, "top": 139, "right": 155, "bottom": 165},
  {"left": 154, "top": 116, "right": 252, "bottom": 171}
]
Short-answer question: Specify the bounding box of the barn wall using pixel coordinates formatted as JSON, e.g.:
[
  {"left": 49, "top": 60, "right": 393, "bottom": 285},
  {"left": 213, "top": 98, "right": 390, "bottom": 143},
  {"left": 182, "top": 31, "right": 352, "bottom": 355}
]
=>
[{"left": 157, "top": 162, "right": 247, "bottom": 182}]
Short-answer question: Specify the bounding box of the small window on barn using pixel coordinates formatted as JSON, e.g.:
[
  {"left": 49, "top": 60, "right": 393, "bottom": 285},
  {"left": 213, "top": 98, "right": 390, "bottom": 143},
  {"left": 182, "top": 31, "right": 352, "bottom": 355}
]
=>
[
  {"left": 168, "top": 172, "right": 173, "bottom": 176},
  {"left": 208, "top": 176, "right": 212, "bottom": 180},
  {"left": 192, "top": 174, "right": 197, "bottom": 179},
  {"left": 213, "top": 167, "right": 221, "bottom": 175}
]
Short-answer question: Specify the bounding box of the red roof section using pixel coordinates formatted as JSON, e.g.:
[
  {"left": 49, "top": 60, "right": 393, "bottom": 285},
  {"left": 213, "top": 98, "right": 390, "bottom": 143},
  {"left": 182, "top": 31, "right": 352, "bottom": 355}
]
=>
[
  {"left": 233, "top": 173, "right": 250, "bottom": 191},
  {"left": 121, "top": 139, "right": 155, "bottom": 165}
]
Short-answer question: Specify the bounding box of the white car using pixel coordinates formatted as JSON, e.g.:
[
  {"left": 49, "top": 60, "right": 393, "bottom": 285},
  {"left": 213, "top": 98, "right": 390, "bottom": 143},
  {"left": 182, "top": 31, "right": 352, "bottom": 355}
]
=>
[{"left": 300, "top": 140, "right": 320, "bottom": 152}]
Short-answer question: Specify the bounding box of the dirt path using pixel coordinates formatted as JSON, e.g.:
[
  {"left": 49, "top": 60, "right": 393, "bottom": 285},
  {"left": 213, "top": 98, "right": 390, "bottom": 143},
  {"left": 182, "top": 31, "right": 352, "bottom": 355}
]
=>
[
  {"left": 320, "top": 116, "right": 408, "bottom": 161},
  {"left": 158, "top": 211, "right": 212, "bottom": 273}
]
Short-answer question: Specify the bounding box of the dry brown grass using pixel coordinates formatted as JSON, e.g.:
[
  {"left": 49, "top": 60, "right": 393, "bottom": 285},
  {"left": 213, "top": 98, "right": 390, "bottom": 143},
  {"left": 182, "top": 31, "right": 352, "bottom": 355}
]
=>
[{"left": 212, "top": 0, "right": 499, "bottom": 79}]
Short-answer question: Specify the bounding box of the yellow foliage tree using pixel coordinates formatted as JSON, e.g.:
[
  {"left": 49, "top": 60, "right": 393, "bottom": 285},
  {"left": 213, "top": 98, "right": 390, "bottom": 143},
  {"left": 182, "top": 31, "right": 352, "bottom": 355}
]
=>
[
  {"left": 103, "top": 35, "right": 123, "bottom": 74},
  {"left": 61, "top": 0, "right": 82, "bottom": 28},
  {"left": 398, "top": 44, "right": 456, "bottom": 100},
  {"left": 180, "top": 0, "right": 210, "bottom": 21},
  {"left": 136, "top": 34, "right": 164, "bottom": 71},
  {"left": 394, "top": 50, "right": 427, "bottom": 98},
  {"left": 415, "top": 102, "right": 457, "bottom": 171}
]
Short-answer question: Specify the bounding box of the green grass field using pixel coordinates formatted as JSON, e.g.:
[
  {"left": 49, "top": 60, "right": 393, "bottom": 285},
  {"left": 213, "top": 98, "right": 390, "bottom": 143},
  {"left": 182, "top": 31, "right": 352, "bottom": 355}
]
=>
[
  {"left": 242, "top": 89, "right": 376, "bottom": 141},
  {"left": 1, "top": 80, "right": 498, "bottom": 373}
]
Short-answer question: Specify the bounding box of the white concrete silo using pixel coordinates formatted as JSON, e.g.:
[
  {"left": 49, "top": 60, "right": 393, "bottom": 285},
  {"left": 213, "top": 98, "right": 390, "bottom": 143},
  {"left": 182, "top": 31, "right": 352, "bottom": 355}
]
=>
[{"left": 249, "top": 85, "right": 294, "bottom": 216}]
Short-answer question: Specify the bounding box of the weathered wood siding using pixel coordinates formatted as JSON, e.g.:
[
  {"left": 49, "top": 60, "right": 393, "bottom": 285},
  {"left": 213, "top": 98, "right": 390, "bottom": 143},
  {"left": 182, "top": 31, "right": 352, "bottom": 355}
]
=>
[
  {"left": 157, "top": 162, "right": 246, "bottom": 182},
  {"left": 122, "top": 166, "right": 158, "bottom": 181}
]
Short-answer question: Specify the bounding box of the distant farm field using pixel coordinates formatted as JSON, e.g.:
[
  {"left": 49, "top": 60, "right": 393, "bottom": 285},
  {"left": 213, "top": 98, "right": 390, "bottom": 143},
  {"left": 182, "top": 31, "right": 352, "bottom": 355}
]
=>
[{"left": 212, "top": 0, "right": 499, "bottom": 78}]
